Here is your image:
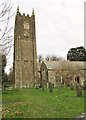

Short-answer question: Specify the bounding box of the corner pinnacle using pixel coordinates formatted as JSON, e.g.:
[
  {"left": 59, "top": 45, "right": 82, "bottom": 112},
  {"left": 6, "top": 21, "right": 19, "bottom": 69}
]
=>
[
  {"left": 32, "top": 8, "right": 35, "bottom": 15},
  {"left": 17, "top": 5, "right": 19, "bottom": 13}
]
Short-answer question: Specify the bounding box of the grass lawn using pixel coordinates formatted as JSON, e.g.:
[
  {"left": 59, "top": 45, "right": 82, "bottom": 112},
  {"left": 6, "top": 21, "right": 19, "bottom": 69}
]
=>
[{"left": 2, "top": 87, "right": 85, "bottom": 118}]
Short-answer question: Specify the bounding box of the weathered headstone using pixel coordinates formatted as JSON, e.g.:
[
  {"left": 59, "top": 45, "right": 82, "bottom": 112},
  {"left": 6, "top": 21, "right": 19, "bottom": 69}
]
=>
[
  {"left": 74, "top": 76, "right": 83, "bottom": 97},
  {"left": 83, "top": 80, "right": 86, "bottom": 90},
  {"left": 49, "top": 82, "right": 53, "bottom": 92},
  {"left": 75, "top": 83, "right": 82, "bottom": 97}
]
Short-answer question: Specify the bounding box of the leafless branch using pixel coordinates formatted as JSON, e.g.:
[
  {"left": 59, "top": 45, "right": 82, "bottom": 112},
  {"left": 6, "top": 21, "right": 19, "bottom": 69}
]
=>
[
  {"left": 0, "top": 13, "right": 15, "bottom": 22},
  {"left": 0, "top": 0, "right": 14, "bottom": 56}
]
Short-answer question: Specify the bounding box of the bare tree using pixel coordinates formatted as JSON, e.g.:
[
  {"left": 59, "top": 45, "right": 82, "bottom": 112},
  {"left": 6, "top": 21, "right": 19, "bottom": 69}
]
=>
[
  {"left": 51, "top": 55, "right": 58, "bottom": 61},
  {"left": 45, "top": 55, "right": 51, "bottom": 61},
  {"left": 0, "top": 0, "right": 14, "bottom": 56},
  {"left": 45, "top": 55, "right": 65, "bottom": 61},
  {"left": 45, "top": 55, "right": 57, "bottom": 61},
  {"left": 37, "top": 55, "right": 44, "bottom": 63}
]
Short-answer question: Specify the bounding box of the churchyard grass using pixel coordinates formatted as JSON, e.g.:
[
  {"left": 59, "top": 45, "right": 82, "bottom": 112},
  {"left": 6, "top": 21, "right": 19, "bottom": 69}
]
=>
[{"left": 2, "top": 87, "right": 85, "bottom": 118}]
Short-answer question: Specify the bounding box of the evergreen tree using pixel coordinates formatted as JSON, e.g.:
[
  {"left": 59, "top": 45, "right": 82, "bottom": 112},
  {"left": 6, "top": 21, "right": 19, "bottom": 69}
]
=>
[{"left": 67, "top": 46, "right": 86, "bottom": 61}]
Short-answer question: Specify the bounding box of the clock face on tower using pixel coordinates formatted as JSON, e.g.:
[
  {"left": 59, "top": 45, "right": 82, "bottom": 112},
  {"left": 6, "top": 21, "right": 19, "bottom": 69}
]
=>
[
  {"left": 23, "top": 22, "right": 30, "bottom": 37},
  {"left": 23, "top": 22, "right": 29, "bottom": 30}
]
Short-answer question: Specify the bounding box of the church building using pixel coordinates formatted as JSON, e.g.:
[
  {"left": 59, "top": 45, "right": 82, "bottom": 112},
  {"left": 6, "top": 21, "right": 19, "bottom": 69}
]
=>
[{"left": 14, "top": 7, "right": 38, "bottom": 88}]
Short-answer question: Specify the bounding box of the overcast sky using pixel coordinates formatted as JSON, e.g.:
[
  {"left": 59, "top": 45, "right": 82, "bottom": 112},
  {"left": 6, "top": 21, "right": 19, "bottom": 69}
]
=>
[{"left": 1, "top": 0, "right": 85, "bottom": 73}]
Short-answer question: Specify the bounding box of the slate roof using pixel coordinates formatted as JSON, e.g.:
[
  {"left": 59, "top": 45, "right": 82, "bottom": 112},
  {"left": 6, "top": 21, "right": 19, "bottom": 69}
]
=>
[{"left": 42, "top": 61, "right": 86, "bottom": 70}]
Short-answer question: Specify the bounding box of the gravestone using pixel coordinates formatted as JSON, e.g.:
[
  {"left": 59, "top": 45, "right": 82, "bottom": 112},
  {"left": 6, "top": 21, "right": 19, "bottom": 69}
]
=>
[
  {"left": 83, "top": 80, "right": 86, "bottom": 90},
  {"left": 75, "top": 76, "right": 82, "bottom": 97},
  {"left": 49, "top": 82, "right": 53, "bottom": 92},
  {"left": 75, "top": 83, "right": 82, "bottom": 97}
]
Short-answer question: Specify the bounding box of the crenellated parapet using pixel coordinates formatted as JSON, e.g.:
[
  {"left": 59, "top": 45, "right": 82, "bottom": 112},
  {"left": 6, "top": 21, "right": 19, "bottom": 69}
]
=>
[{"left": 16, "top": 6, "right": 35, "bottom": 18}]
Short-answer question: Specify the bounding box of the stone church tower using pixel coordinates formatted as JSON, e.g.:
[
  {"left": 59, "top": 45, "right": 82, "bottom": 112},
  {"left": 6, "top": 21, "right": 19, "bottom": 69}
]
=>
[{"left": 14, "top": 6, "right": 38, "bottom": 88}]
